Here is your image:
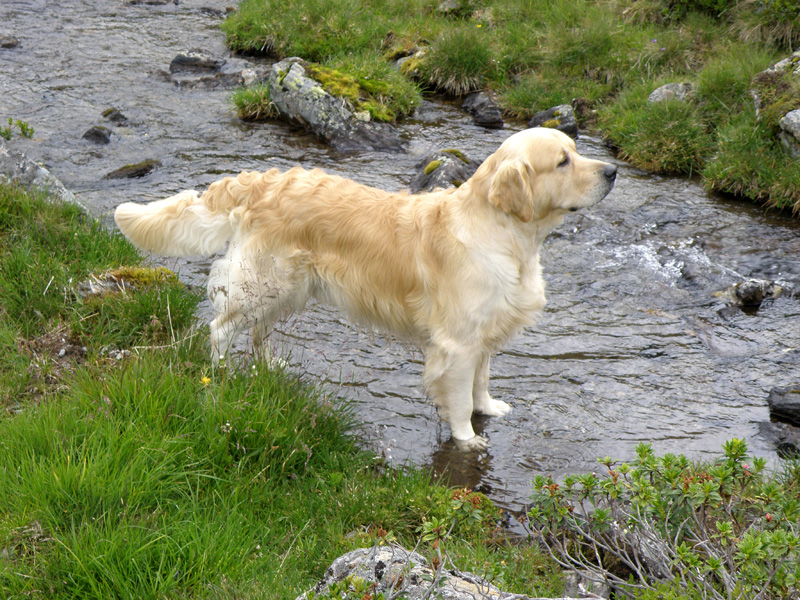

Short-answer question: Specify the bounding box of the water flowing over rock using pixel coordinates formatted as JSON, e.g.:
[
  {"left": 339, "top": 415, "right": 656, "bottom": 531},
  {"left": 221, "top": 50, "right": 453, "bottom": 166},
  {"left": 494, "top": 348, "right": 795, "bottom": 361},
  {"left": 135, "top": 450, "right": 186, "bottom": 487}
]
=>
[
  {"left": 528, "top": 105, "right": 578, "bottom": 138},
  {"left": 296, "top": 546, "right": 588, "bottom": 600},
  {"left": 267, "top": 58, "right": 406, "bottom": 153},
  {"left": 462, "top": 92, "right": 504, "bottom": 129},
  {"left": 166, "top": 48, "right": 259, "bottom": 90}
]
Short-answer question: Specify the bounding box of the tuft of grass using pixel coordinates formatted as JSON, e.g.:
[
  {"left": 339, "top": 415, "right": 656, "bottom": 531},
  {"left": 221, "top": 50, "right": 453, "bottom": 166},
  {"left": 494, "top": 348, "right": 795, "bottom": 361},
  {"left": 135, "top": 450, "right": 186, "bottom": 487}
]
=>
[
  {"left": 417, "top": 27, "right": 495, "bottom": 94},
  {"left": 598, "top": 82, "right": 715, "bottom": 175},
  {"left": 231, "top": 83, "right": 278, "bottom": 120}
]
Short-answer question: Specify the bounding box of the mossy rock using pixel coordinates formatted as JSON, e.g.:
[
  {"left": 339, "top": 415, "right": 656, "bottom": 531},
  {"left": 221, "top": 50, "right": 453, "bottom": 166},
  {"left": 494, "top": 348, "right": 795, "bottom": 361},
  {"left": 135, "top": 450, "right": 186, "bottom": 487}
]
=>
[
  {"left": 104, "top": 159, "right": 161, "bottom": 179},
  {"left": 79, "top": 266, "right": 181, "bottom": 297}
]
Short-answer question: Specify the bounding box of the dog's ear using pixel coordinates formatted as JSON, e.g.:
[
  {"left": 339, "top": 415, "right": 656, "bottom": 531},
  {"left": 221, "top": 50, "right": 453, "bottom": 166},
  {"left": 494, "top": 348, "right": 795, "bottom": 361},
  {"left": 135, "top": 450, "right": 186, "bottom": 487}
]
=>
[{"left": 487, "top": 158, "right": 535, "bottom": 223}]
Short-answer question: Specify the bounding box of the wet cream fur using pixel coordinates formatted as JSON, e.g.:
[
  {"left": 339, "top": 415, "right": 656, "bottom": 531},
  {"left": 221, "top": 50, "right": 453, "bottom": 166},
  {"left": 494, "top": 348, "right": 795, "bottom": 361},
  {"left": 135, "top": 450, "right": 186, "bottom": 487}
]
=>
[{"left": 114, "top": 128, "right": 617, "bottom": 450}]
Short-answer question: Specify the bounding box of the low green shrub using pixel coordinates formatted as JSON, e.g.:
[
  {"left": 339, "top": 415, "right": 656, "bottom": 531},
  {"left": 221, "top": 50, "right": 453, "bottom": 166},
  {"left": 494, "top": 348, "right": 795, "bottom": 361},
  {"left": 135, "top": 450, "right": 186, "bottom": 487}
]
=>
[{"left": 527, "top": 439, "right": 800, "bottom": 599}]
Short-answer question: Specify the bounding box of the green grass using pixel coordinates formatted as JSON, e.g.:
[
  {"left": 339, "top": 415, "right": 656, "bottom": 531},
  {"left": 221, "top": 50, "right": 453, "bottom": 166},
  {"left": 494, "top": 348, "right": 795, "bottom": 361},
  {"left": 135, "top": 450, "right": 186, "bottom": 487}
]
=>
[
  {"left": 223, "top": 0, "right": 800, "bottom": 213},
  {"left": 231, "top": 84, "right": 277, "bottom": 120},
  {"left": 0, "top": 184, "right": 562, "bottom": 599}
]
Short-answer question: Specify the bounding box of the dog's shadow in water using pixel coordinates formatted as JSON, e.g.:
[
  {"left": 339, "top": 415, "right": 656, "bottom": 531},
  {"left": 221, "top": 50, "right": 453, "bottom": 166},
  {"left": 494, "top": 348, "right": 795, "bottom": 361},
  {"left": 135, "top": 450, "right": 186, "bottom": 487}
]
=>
[{"left": 428, "top": 416, "right": 494, "bottom": 493}]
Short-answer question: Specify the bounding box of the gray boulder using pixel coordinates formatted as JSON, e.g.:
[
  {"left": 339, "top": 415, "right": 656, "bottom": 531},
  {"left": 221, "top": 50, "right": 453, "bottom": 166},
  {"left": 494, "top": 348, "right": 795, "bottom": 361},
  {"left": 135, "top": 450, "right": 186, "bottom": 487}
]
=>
[
  {"left": 0, "top": 142, "right": 85, "bottom": 210},
  {"left": 528, "top": 105, "right": 578, "bottom": 139},
  {"left": 647, "top": 82, "right": 694, "bottom": 104},
  {"left": 267, "top": 58, "right": 406, "bottom": 153},
  {"left": 778, "top": 108, "right": 800, "bottom": 157},
  {"left": 409, "top": 149, "right": 480, "bottom": 193},
  {"left": 462, "top": 92, "right": 504, "bottom": 129},
  {"left": 768, "top": 387, "right": 800, "bottom": 427},
  {"left": 167, "top": 49, "right": 259, "bottom": 90},
  {"left": 296, "top": 545, "right": 585, "bottom": 600}
]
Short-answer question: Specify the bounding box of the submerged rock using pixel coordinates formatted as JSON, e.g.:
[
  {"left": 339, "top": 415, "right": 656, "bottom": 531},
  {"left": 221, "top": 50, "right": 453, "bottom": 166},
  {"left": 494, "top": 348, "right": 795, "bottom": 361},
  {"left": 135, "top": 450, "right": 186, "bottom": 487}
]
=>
[
  {"left": 0, "top": 36, "right": 20, "bottom": 49},
  {"left": 528, "top": 104, "right": 578, "bottom": 138},
  {"left": 267, "top": 58, "right": 406, "bottom": 153},
  {"left": 715, "top": 278, "right": 783, "bottom": 311},
  {"left": 169, "top": 49, "right": 221, "bottom": 73},
  {"left": 167, "top": 49, "right": 259, "bottom": 90},
  {"left": 82, "top": 125, "right": 113, "bottom": 145},
  {"left": 408, "top": 149, "right": 480, "bottom": 193},
  {"left": 104, "top": 159, "right": 161, "bottom": 179},
  {"left": 462, "top": 91, "right": 504, "bottom": 129}
]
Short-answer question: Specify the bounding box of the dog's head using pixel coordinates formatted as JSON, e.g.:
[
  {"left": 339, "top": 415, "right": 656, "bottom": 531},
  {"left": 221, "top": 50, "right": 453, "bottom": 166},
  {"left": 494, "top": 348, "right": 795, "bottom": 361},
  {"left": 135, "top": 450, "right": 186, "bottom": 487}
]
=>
[{"left": 469, "top": 127, "right": 617, "bottom": 223}]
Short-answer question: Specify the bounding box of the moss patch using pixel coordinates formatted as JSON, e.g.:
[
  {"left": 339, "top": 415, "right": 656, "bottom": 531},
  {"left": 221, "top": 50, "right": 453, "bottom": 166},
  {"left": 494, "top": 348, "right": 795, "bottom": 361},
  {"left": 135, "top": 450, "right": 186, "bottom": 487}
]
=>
[
  {"left": 424, "top": 160, "right": 443, "bottom": 175},
  {"left": 442, "top": 148, "right": 469, "bottom": 163},
  {"left": 305, "top": 62, "right": 407, "bottom": 122}
]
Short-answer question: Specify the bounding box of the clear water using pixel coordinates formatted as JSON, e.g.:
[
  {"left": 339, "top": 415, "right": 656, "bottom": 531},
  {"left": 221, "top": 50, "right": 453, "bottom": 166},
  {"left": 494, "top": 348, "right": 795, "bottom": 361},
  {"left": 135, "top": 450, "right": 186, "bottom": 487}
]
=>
[{"left": 3, "top": 0, "right": 800, "bottom": 518}]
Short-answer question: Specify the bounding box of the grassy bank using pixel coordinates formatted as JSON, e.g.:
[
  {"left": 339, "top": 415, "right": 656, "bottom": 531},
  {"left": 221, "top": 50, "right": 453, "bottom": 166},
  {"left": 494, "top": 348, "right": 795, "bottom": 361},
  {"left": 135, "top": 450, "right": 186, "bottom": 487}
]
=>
[
  {"left": 223, "top": 0, "right": 800, "bottom": 212},
  {"left": 0, "top": 184, "right": 561, "bottom": 599}
]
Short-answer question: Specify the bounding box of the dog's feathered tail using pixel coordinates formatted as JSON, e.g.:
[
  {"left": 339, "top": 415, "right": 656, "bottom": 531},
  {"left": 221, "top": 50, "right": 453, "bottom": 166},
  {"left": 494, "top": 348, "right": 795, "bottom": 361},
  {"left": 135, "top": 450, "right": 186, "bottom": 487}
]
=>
[{"left": 114, "top": 189, "right": 239, "bottom": 257}]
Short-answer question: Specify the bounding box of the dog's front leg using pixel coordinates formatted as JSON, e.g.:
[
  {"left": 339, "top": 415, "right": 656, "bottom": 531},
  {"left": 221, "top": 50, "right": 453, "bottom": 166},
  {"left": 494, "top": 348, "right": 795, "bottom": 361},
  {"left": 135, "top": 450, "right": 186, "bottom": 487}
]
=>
[
  {"left": 423, "top": 346, "right": 486, "bottom": 450},
  {"left": 472, "top": 354, "right": 512, "bottom": 417}
]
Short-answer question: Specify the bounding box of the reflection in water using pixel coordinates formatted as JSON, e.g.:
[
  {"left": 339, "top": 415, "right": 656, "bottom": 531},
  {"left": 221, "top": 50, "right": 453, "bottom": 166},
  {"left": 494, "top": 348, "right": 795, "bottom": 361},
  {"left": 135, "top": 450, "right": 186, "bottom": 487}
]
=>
[{"left": 2, "top": 0, "right": 800, "bottom": 517}]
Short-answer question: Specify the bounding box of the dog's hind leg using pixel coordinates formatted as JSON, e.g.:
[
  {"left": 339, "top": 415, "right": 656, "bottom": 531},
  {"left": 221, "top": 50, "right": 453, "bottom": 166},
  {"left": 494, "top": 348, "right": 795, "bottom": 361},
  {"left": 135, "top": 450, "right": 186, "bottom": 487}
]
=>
[
  {"left": 208, "top": 245, "right": 312, "bottom": 363},
  {"left": 423, "top": 346, "right": 486, "bottom": 450},
  {"left": 471, "top": 353, "right": 512, "bottom": 417}
]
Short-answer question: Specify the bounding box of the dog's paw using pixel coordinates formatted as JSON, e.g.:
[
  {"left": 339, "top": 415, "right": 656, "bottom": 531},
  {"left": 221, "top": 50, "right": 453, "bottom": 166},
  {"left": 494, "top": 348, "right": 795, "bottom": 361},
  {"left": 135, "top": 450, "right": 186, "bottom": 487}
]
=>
[
  {"left": 474, "top": 397, "right": 512, "bottom": 417},
  {"left": 453, "top": 434, "right": 488, "bottom": 452}
]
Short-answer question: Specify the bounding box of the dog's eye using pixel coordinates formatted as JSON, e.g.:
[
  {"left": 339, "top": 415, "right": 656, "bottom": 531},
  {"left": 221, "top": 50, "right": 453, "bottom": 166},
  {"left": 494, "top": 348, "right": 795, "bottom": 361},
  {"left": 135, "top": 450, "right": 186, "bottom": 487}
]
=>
[{"left": 558, "top": 154, "right": 569, "bottom": 167}]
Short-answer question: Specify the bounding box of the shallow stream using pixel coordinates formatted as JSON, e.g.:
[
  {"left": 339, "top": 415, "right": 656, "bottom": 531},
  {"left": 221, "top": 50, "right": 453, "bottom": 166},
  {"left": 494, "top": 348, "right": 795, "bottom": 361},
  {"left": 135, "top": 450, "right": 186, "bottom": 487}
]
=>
[{"left": 3, "top": 0, "right": 800, "bottom": 518}]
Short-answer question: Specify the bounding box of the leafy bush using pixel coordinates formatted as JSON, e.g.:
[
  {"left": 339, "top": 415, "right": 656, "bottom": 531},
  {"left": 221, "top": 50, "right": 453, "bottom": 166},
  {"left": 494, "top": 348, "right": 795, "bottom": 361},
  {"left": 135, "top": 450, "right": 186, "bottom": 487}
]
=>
[{"left": 526, "top": 440, "right": 800, "bottom": 599}]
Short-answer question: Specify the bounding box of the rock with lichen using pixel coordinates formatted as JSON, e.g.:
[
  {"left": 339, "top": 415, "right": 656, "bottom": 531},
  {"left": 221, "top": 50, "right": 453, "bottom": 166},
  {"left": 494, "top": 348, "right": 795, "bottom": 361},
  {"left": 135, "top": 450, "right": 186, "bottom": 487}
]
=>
[
  {"left": 267, "top": 58, "right": 406, "bottom": 153},
  {"left": 296, "top": 546, "right": 588, "bottom": 600},
  {"left": 528, "top": 104, "right": 578, "bottom": 138},
  {"left": 408, "top": 148, "right": 480, "bottom": 193}
]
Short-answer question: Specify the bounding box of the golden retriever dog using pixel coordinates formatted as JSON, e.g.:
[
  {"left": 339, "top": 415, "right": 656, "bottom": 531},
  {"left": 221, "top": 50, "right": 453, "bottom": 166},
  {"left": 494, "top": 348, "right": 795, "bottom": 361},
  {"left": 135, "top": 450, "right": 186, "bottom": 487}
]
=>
[{"left": 114, "top": 127, "right": 617, "bottom": 450}]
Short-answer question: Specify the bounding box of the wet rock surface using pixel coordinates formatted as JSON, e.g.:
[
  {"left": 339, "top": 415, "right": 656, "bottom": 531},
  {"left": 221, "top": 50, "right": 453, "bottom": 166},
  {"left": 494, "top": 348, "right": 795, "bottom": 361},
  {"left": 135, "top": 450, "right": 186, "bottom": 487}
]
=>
[{"left": 462, "top": 92, "right": 504, "bottom": 129}]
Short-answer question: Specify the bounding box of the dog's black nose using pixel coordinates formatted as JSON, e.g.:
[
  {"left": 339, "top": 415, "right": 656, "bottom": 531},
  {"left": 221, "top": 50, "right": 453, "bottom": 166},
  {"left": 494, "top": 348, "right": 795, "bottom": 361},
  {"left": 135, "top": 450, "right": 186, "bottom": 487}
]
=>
[{"left": 604, "top": 164, "right": 618, "bottom": 181}]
